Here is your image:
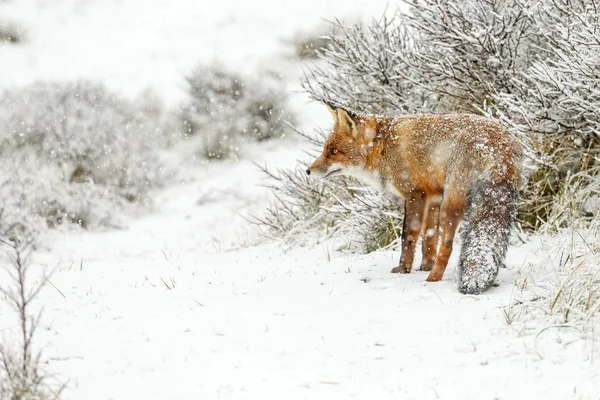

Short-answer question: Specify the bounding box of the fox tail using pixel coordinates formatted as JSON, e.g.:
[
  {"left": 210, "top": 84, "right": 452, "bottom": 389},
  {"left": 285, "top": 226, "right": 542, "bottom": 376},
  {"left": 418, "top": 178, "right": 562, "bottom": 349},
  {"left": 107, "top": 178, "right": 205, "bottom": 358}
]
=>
[{"left": 457, "top": 179, "right": 518, "bottom": 295}]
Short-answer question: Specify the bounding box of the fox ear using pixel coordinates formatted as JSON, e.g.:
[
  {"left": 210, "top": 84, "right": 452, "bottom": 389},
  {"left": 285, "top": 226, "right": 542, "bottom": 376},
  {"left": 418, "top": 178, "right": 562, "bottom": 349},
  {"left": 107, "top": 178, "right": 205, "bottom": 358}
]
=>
[
  {"left": 342, "top": 107, "right": 359, "bottom": 120},
  {"left": 337, "top": 108, "right": 358, "bottom": 138},
  {"left": 323, "top": 101, "right": 338, "bottom": 121}
]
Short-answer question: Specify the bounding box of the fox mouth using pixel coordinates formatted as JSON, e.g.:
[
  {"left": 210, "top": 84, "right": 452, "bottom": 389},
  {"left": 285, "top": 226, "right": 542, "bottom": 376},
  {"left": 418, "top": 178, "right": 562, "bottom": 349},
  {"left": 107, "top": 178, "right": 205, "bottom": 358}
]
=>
[{"left": 324, "top": 168, "right": 343, "bottom": 178}]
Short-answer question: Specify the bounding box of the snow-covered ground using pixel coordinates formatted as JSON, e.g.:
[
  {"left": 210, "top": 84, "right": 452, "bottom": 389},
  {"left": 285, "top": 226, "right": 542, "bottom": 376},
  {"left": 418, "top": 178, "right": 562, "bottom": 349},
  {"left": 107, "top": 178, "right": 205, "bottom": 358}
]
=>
[{"left": 1, "top": 0, "right": 599, "bottom": 399}]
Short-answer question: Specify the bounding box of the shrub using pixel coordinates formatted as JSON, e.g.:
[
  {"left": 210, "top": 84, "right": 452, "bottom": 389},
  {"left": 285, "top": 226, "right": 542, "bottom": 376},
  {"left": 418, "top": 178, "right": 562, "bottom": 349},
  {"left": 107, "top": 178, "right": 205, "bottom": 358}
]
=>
[
  {"left": 0, "top": 81, "right": 171, "bottom": 241},
  {"left": 255, "top": 0, "right": 600, "bottom": 256},
  {"left": 270, "top": 0, "right": 600, "bottom": 241},
  {"left": 401, "top": 0, "right": 544, "bottom": 113},
  {"left": 0, "top": 238, "right": 65, "bottom": 400},
  {"left": 0, "top": 20, "right": 23, "bottom": 44},
  {"left": 303, "top": 13, "right": 439, "bottom": 115},
  {"left": 180, "top": 65, "right": 294, "bottom": 160},
  {"left": 294, "top": 34, "right": 332, "bottom": 60},
  {"left": 492, "top": 0, "right": 600, "bottom": 230},
  {"left": 291, "top": 24, "right": 337, "bottom": 60}
]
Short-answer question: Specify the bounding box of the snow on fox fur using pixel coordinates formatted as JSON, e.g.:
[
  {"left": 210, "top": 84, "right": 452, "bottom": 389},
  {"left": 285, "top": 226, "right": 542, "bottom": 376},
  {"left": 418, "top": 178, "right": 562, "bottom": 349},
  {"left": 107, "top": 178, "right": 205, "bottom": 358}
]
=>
[{"left": 307, "top": 102, "right": 522, "bottom": 294}]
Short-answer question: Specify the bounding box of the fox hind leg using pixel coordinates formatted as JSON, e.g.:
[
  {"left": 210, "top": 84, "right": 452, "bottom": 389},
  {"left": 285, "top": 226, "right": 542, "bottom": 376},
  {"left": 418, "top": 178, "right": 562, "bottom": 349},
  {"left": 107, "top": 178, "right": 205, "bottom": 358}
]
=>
[
  {"left": 419, "top": 195, "right": 441, "bottom": 272},
  {"left": 426, "top": 194, "right": 464, "bottom": 282},
  {"left": 391, "top": 190, "right": 426, "bottom": 274}
]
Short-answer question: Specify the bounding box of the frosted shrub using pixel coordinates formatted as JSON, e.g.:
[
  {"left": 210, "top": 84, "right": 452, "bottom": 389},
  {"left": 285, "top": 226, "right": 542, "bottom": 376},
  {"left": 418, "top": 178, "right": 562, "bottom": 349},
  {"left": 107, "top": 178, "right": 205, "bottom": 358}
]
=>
[
  {"left": 492, "top": 0, "right": 600, "bottom": 230},
  {"left": 392, "top": 0, "right": 600, "bottom": 230},
  {"left": 303, "top": 13, "right": 439, "bottom": 115},
  {"left": 0, "top": 238, "right": 65, "bottom": 400},
  {"left": 253, "top": 165, "right": 403, "bottom": 252},
  {"left": 181, "top": 65, "right": 293, "bottom": 159},
  {"left": 292, "top": 24, "right": 337, "bottom": 60},
  {"left": 0, "top": 20, "right": 23, "bottom": 44},
  {"left": 258, "top": 0, "right": 600, "bottom": 253},
  {"left": 0, "top": 81, "right": 170, "bottom": 241},
  {"left": 290, "top": 5, "right": 539, "bottom": 251},
  {"left": 402, "top": 0, "right": 543, "bottom": 113}
]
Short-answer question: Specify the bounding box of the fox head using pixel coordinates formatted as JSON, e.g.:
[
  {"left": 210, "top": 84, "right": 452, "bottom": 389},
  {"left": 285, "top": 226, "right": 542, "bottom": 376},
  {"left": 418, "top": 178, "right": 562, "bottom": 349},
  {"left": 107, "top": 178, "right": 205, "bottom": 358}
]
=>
[{"left": 306, "top": 102, "right": 376, "bottom": 178}]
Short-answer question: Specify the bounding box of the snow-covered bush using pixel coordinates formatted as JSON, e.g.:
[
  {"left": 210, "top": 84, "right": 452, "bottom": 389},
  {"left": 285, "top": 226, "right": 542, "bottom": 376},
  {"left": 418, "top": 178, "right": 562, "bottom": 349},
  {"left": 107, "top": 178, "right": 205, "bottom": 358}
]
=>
[
  {"left": 402, "top": 0, "right": 544, "bottom": 113},
  {"left": 292, "top": 25, "right": 336, "bottom": 60},
  {"left": 260, "top": 5, "right": 532, "bottom": 251},
  {"left": 0, "top": 20, "right": 23, "bottom": 44},
  {"left": 253, "top": 164, "right": 404, "bottom": 252},
  {"left": 181, "top": 65, "right": 293, "bottom": 159},
  {"left": 296, "top": 3, "right": 541, "bottom": 249},
  {"left": 0, "top": 238, "right": 65, "bottom": 400},
  {"left": 0, "top": 81, "right": 171, "bottom": 241},
  {"left": 303, "top": 13, "right": 439, "bottom": 115},
  {"left": 258, "top": 0, "right": 600, "bottom": 252},
  {"left": 492, "top": 0, "right": 600, "bottom": 230},
  {"left": 292, "top": 3, "right": 536, "bottom": 250}
]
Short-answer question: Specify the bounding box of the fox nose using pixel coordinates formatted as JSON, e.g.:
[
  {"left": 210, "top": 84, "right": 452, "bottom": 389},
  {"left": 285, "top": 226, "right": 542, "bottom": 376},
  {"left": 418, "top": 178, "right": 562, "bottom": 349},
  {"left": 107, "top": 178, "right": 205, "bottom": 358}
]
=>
[{"left": 306, "top": 168, "right": 311, "bottom": 176}]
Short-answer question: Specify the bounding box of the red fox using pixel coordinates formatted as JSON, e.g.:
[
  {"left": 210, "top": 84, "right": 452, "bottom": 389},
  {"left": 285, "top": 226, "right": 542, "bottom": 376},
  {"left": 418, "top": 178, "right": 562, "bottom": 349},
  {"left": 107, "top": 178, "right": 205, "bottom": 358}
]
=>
[{"left": 307, "top": 102, "right": 522, "bottom": 294}]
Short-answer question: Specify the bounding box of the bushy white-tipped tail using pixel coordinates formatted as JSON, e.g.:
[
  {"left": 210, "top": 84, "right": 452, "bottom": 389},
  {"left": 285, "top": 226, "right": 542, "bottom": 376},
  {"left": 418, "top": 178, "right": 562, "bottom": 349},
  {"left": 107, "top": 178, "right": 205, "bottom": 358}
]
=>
[{"left": 458, "top": 179, "right": 517, "bottom": 295}]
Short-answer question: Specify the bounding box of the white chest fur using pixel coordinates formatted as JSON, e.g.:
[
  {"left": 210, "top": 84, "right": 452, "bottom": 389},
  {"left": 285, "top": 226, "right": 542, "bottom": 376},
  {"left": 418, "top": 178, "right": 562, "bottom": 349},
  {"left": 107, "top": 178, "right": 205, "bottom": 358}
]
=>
[{"left": 345, "top": 167, "right": 402, "bottom": 197}]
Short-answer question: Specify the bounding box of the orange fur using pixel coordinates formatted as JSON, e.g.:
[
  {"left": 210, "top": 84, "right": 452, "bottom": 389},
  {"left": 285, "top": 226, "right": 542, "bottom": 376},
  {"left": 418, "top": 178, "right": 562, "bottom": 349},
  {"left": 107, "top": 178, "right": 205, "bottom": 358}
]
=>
[{"left": 308, "top": 104, "right": 522, "bottom": 284}]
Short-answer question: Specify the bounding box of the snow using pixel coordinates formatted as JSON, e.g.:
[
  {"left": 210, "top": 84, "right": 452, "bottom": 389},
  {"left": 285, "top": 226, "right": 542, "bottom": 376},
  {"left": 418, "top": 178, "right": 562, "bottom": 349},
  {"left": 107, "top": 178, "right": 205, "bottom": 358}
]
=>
[
  {"left": 1, "top": 0, "right": 599, "bottom": 399},
  {"left": 26, "top": 152, "right": 600, "bottom": 399}
]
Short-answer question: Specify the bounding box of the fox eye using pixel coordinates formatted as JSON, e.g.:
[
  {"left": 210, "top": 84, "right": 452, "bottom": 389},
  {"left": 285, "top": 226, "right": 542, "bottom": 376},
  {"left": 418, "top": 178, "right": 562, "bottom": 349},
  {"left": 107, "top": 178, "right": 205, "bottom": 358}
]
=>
[{"left": 329, "top": 148, "right": 338, "bottom": 156}]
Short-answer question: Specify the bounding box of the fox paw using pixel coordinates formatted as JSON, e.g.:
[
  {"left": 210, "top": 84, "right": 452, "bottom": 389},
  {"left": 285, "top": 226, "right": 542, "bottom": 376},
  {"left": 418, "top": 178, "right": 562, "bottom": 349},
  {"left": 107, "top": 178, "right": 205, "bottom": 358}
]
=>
[
  {"left": 425, "top": 271, "right": 443, "bottom": 282},
  {"left": 391, "top": 266, "right": 410, "bottom": 274}
]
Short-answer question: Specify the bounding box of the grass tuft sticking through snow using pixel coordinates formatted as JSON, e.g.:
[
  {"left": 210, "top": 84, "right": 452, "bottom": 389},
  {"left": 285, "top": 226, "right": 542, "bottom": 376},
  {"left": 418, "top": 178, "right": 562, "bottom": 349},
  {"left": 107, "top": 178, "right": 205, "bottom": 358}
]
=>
[{"left": 508, "top": 225, "right": 600, "bottom": 342}]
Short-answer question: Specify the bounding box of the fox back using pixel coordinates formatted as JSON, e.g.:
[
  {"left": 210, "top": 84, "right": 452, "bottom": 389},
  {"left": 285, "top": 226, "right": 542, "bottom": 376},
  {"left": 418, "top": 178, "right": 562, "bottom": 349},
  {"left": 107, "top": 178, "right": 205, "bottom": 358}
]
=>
[{"left": 309, "top": 111, "right": 521, "bottom": 196}]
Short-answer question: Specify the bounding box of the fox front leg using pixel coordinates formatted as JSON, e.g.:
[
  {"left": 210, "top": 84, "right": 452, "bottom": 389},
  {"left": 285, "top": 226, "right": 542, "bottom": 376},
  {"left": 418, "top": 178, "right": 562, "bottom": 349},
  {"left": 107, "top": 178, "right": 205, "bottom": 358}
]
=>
[{"left": 391, "top": 190, "right": 426, "bottom": 274}]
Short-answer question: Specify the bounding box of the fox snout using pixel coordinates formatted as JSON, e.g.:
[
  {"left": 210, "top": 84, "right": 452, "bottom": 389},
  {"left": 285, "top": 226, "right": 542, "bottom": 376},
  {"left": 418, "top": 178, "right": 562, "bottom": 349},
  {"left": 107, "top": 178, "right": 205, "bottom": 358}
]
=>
[{"left": 307, "top": 155, "right": 329, "bottom": 176}]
